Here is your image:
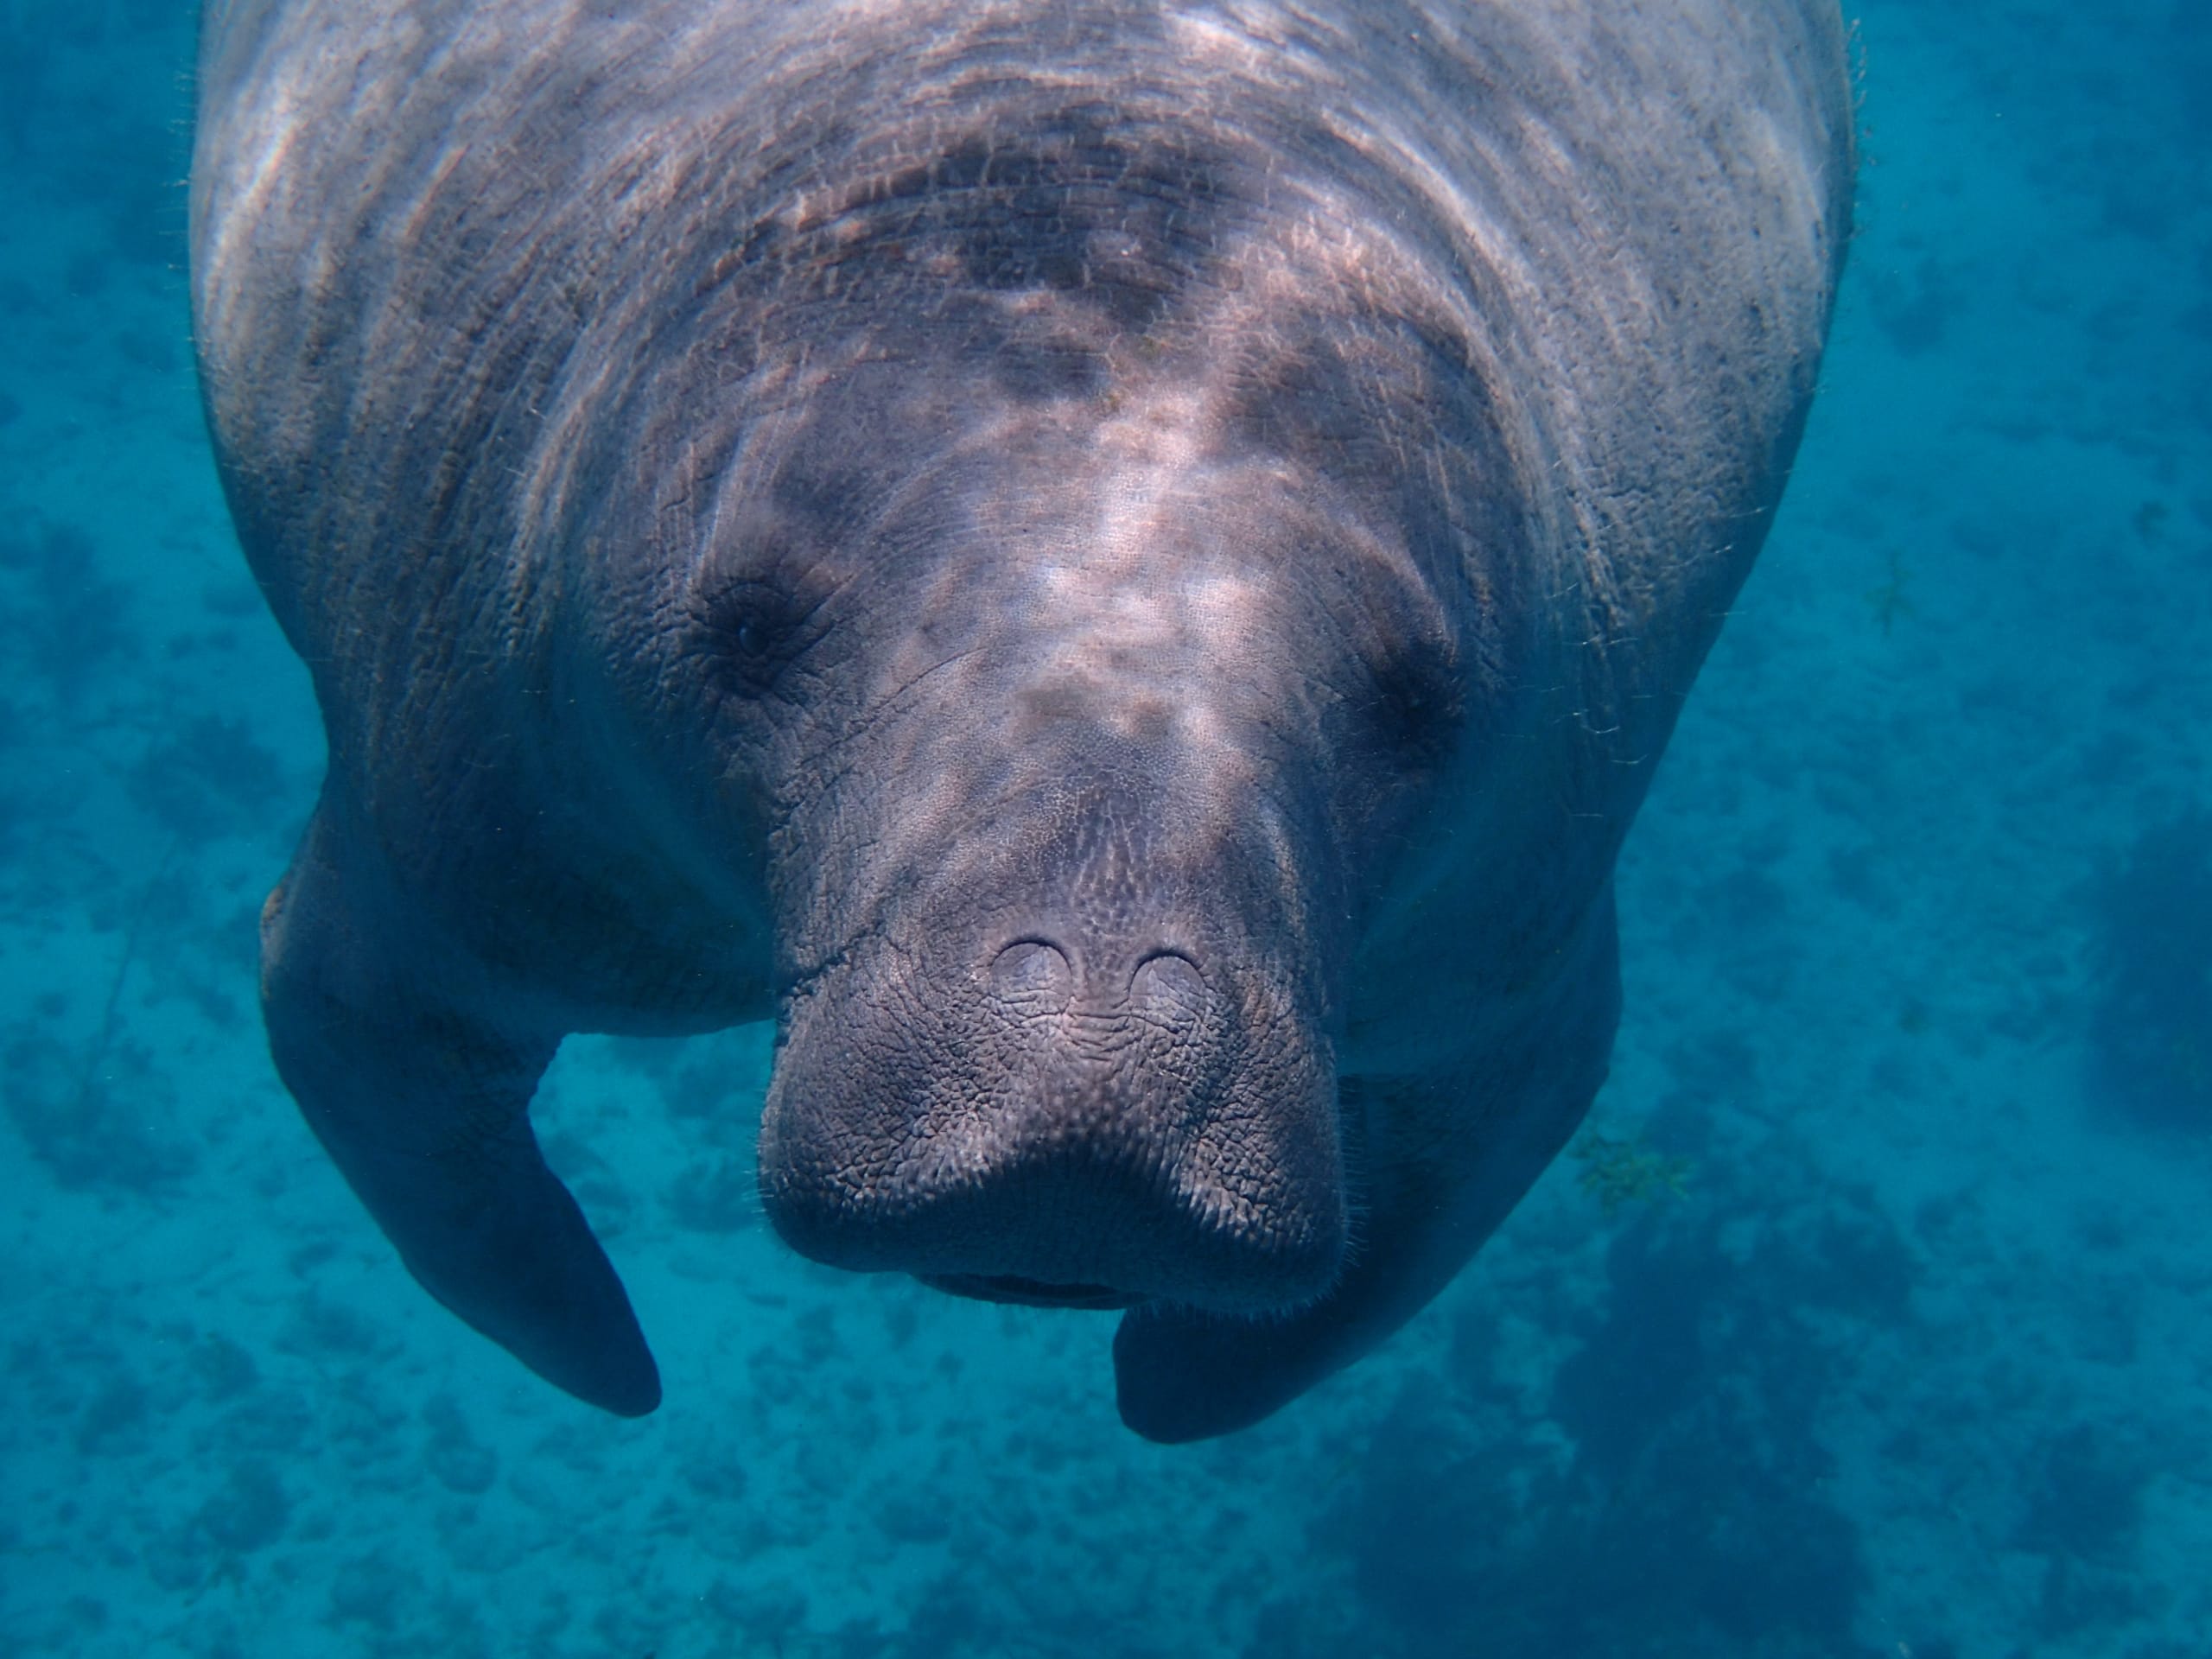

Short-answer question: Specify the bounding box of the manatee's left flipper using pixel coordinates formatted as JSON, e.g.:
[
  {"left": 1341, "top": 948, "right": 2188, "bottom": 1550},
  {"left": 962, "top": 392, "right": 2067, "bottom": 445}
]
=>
[
  {"left": 260, "top": 803, "right": 662, "bottom": 1416},
  {"left": 1116, "top": 912, "right": 1620, "bottom": 1442}
]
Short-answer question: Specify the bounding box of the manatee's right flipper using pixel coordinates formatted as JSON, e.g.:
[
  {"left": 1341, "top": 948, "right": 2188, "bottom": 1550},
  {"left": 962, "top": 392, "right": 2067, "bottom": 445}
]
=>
[{"left": 257, "top": 801, "right": 660, "bottom": 1415}]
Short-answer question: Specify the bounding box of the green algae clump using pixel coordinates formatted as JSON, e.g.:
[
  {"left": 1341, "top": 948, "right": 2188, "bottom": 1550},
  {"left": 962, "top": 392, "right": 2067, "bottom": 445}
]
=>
[{"left": 1573, "top": 1130, "right": 1693, "bottom": 1217}]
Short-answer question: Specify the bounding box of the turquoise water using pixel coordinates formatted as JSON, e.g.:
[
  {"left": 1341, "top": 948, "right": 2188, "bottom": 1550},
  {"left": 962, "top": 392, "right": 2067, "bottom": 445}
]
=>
[{"left": 3, "top": 3, "right": 2209, "bottom": 1656}]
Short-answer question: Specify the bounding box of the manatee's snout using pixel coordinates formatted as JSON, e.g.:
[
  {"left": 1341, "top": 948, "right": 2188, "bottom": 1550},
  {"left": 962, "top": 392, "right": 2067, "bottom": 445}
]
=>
[{"left": 758, "top": 791, "right": 1349, "bottom": 1315}]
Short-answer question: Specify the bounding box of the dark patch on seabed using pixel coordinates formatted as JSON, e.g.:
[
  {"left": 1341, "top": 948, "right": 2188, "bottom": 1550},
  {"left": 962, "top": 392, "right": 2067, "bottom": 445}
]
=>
[{"left": 3, "top": 2, "right": 2212, "bottom": 1657}]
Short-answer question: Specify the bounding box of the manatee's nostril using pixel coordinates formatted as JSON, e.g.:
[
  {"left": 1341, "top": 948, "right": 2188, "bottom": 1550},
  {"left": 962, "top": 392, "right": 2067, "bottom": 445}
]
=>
[
  {"left": 1130, "top": 950, "right": 1205, "bottom": 1018},
  {"left": 987, "top": 939, "right": 1072, "bottom": 1013}
]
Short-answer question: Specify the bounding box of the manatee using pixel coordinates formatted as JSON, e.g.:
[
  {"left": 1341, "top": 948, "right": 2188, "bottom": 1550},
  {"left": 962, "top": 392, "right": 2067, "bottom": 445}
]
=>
[{"left": 190, "top": 0, "right": 1853, "bottom": 1440}]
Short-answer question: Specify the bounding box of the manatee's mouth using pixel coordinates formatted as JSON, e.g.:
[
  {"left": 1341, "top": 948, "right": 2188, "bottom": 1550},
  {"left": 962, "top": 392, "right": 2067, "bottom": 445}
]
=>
[{"left": 925, "top": 1273, "right": 1145, "bottom": 1311}]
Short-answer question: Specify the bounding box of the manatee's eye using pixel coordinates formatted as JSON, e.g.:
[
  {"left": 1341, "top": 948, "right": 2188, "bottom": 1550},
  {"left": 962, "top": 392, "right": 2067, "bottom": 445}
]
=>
[
  {"left": 696, "top": 570, "right": 832, "bottom": 700},
  {"left": 1366, "top": 644, "right": 1464, "bottom": 773}
]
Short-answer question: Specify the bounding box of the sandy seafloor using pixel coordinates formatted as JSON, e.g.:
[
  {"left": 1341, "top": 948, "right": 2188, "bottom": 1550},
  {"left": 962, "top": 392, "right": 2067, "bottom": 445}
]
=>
[{"left": 3, "top": 2, "right": 2209, "bottom": 1656}]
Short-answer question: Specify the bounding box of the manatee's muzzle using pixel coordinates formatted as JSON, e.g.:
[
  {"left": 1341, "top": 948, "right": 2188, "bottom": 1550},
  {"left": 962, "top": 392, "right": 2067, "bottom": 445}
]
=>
[{"left": 756, "top": 915, "right": 1348, "bottom": 1316}]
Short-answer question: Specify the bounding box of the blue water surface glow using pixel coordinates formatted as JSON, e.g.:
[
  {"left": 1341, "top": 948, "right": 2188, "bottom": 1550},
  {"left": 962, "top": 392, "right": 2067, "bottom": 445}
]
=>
[{"left": 3, "top": 3, "right": 2209, "bottom": 1656}]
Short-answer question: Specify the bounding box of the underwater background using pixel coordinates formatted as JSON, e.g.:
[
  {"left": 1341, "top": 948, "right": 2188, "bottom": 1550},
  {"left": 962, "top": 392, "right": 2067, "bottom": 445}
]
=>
[{"left": 3, "top": 2, "right": 2209, "bottom": 1655}]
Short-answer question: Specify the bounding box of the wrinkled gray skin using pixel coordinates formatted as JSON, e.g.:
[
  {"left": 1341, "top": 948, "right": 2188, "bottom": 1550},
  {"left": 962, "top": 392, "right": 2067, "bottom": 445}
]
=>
[{"left": 192, "top": 0, "right": 1852, "bottom": 1440}]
